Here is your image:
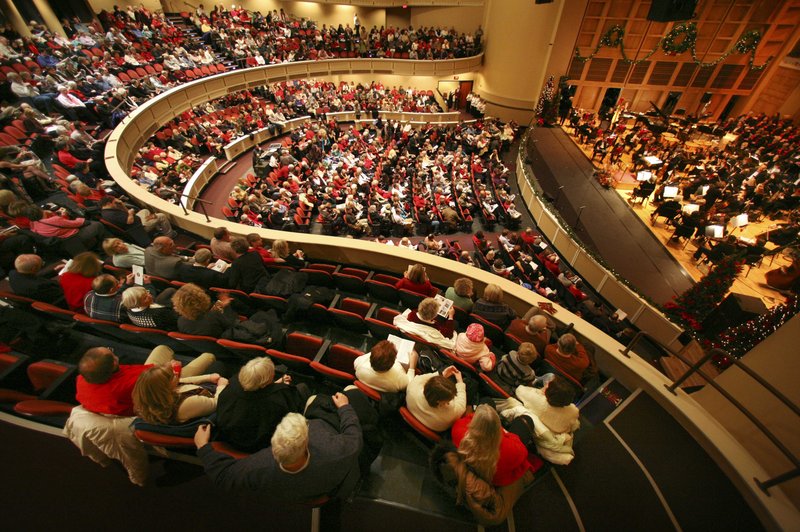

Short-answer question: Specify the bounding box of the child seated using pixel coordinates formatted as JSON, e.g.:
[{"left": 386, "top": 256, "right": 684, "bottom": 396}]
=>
[
  {"left": 495, "top": 342, "right": 553, "bottom": 389},
  {"left": 454, "top": 323, "right": 495, "bottom": 371}
]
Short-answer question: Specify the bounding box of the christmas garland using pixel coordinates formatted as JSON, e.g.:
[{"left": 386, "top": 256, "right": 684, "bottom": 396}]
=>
[
  {"left": 709, "top": 296, "right": 799, "bottom": 369},
  {"left": 575, "top": 22, "right": 771, "bottom": 71}
]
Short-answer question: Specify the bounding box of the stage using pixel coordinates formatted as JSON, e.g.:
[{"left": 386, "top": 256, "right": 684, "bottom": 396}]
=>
[{"left": 524, "top": 126, "right": 695, "bottom": 306}]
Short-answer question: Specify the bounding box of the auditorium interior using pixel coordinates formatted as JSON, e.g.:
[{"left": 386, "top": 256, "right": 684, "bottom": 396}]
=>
[{"left": 0, "top": 0, "right": 798, "bottom": 530}]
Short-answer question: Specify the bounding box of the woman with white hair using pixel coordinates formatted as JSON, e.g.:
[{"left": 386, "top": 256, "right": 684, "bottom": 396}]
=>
[
  {"left": 215, "top": 357, "right": 308, "bottom": 453},
  {"left": 121, "top": 285, "right": 178, "bottom": 330}
]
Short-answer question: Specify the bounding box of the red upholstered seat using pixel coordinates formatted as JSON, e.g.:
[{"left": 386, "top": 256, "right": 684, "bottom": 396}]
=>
[
  {"left": 14, "top": 399, "right": 74, "bottom": 417},
  {"left": 0, "top": 389, "right": 36, "bottom": 403},
  {"left": 134, "top": 429, "right": 194, "bottom": 448},
  {"left": 211, "top": 441, "right": 251, "bottom": 459},
  {"left": 399, "top": 406, "right": 441, "bottom": 443},
  {"left": 28, "top": 360, "right": 71, "bottom": 394},
  {"left": 285, "top": 332, "right": 325, "bottom": 360}
]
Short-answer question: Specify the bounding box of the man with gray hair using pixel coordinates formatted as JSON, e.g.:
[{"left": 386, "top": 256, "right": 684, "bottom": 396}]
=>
[
  {"left": 544, "top": 333, "right": 595, "bottom": 385},
  {"left": 144, "top": 236, "right": 191, "bottom": 279},
  {"left": 506, "top": 313, "right": 551, "bottom": 354},
  {"left": 195, "top": 391, "right": 363, "bottom": 501},
  {"left": 8, "top": 253, "right": 65, "bottom": 306}
]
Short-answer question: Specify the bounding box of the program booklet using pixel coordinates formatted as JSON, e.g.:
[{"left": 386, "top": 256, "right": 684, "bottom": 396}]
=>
[
  {"left": 387, "top": 334, "right": 415, "bottom": 369},
  {"left": 434, "top": 293, "right": 453, "bottom": 318}
]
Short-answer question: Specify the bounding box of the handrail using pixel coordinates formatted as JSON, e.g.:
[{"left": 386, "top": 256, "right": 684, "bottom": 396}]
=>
[
  {"left": 176, "top": 192, "right": 211, "bottom": 222},
  {"left": 623, "top": 331, "right": 800, "bottom": 493}
]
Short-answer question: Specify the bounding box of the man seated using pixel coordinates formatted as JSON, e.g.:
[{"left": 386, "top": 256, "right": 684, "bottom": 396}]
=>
[
  {"left": 210, "top": 227, "right": 237, "bottom": 262},
  {"left": 84, "top": 273, "right": 159, "bottom": 323},
  {"left": 505, "top": 314, "right": 550, "bottom": 353},
  {"left": 353, "top": 340, "right": 418, "bottom": 393},
  {"left": 75, "top": 345, "right": 215, "bottom": 416},
  {"left": 8, "top": 253, "right": 66, "bottom": 307},
  {"left": 177, "top": 248, "right": 228, "bottom": 289},
  {"left": 227, "top": 237, "right": 268, "bottom": 293},
  {"left": 543, "top": 333, "right": 595, "bottom": 384},
  {"left": 215, "top": 357, "right": 309, "bottom": 453},
  {"left": 195, "top": 394, "right": 363, "bottom": 501},
  {"left": 405, "top": 366, "right": 466, "bottom": 432},
  {"left": 144, "top": 236, "right": 191, "bottom": 280}
]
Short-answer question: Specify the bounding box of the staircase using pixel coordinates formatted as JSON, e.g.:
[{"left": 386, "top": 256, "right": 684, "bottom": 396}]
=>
[{"left": 164, "top": 13, "right": 237, "bottom": 71}]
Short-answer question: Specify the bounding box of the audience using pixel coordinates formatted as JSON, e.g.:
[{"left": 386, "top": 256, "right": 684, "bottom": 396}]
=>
[
  {"left": 8, "top": 253, "right": 65, "bottom": 306},
  {"left": 453, "top": 323, "right": 495, "bottom": 371},
  {"left": 58, "top": 251, "right": 102, "bottom": 311},
  {"left": 444, "top": 277, "right": 474, "bottom": 313},
  {"left": 473, "top": 284, "right": 516, "bottom": 329},
  {"left": 172, "top": 282, "right": 236, "bottom": 337}
]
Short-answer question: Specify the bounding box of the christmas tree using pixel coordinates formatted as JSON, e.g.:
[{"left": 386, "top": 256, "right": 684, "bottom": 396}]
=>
[
  {"left": 534, "top": 75, "right": 558, "bottom": 127},
  {"left": 663, "top": 256, "right": 743, "bottom": 332},
  {"left": 710, "top": 296, "right": 799, "bottom": 369}
]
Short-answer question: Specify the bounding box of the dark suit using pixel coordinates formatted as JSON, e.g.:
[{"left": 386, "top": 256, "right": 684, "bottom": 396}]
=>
[
  {"left": 177, "top": 262, "right": 228, "bottom": 289},
  {"left": 228, "top": 251, "right": 267, "bottom": 293},
  {"left": 101, "top": 208, "right": 151, "bottom": 248},
  {"left": 8, "top": 270, "right": 66, "bottom": 307},
  {"left": 216, "top": 376, "right": 306, "bottom": 453}
]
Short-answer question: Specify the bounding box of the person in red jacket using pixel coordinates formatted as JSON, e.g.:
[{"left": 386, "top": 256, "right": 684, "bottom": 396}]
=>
[
  {"left": 451, "top": 405, "right": 534, "bottom": 487},
  {"left": 75, "top": 345, "right": 215, "bottom": 416},
  {"left": 395, "top": 263, "right": 438, "bottom": 297}
]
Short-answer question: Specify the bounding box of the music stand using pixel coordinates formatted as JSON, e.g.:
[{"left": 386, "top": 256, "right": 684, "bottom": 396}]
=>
[
  {"left": 682, "top": 203, "right": 700, "bottom": 215},
  {"left": 663, "top": 186, "right": 679, "bottom": 199},
  {"left": 730, "top": 213, "right": 749, "bottom": 233},
  {"left": 705, "top": 225, "right": 725, "bottom": 239},
  {"left": 636, "top": 171, "right": 652, "bottom": 182}
]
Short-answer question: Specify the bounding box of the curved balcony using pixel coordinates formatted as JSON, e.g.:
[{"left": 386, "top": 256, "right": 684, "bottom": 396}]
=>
[{"left": 103, "top": 58, "right": 798, "bottom": 530}]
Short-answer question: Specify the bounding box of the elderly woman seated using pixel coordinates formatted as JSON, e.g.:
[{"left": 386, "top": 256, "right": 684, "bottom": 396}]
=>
[
  {"left": 405, "top": 366, "right": 466, "bottom": 432},
  {"left": 121, "top": 285, "right": 178, "bottom": 330},
  {"left": 393, "top": 297, "right": 457, "bottom": 350},
  {"left": 473, "top": 284, "right": 517, "bottom": 329},
  {"left": 395, "top": 263, "right": 439, "bottom": 297},
  {"left": 215, "top": 357, "right": 309, "bottom": 453},
  {"left": 172, "top": 282, "right": 237, "bottom": 337},
  {"left": 132, "top": 363, "right": 228, "bottom": 425},
  {"left": 353, "top": 340, "right": 418, "bottom": 393},
  {"left": 103, "top": 238, "right": 146, "bottom": 268}
]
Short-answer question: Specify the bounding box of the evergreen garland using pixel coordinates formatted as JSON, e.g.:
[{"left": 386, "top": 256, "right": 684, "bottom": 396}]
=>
[
  {"left": 663, "top": 256, "right": 743, "bottom": 332},
  {"left": 575, "top": 22, "right": 771, "bottom": 70},
  {"left": 710, "top": 296, "right": 799, "bottom": 369}
]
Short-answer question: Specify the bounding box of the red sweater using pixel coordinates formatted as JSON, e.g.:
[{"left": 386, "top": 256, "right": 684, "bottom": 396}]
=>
[
  {"left": 59, "top": 272, "right": 94, "bottom": 311},
  {"left": 451, "top": 414, "right": 533, "bottom": 487},
  {"left": 395, "top": 277, "right": 438, "bottom": 297},
  {"left": 76, "top": 364, "right": 152, "bottom": 416}
]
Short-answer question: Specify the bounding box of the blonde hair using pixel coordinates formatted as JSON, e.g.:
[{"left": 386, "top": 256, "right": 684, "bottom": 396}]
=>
[
  {"left": 406, "top": 263, "right": 428, "bottom": 284},
  {"left": 172, "top": 283, "right": 212, "bottom": 320},
  {"left": 239, "top": 357, "right": 275, "bottom": 392},
  {"left": 482, "top": 284, "right": 503, "bottom": 304},
  {"left": 271, "top": 239, "right": 289, "bottom": 259},
  {"left": 417, "top": 297, "right": 440, "bottom": 321},
  {"left": 121, "top": 286, "right": 149, "bottom": 309},
  {"left": 132, "top": 365, "right": 177, "bottom": 425},
  {"left": 457, "top": 405, "right": 502, "bottom": 482},
  {"left": 271, "top": 412, "right": 309, "bottom": 466},
  {"left": 67, "top": 251, "right": 102, "bottom": 277},
  {"left": 102, "top": 238, "right": 123, "bottom": 256}
]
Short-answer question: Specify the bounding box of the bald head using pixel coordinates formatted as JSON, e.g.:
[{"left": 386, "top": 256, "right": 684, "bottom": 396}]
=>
[
  {"left": 78, "top": 347, "right": 118, "bottom": 384},
  {"left": 152, "top": 236, "right": 175, "bottom": 255},
  {"left": 14, "top": 254, "right": 43, "bottom": 274},
  {"left": 527, "top": 315, "right": 548, "bottom": 335}
]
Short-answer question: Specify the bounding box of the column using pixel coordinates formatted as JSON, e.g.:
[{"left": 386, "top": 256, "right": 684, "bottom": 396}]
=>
[
  {"left": 31, "top": 0, "right": 66, "bottom": 37},
  {"left": 476, "top": 0, "right": 579, "bottom": 123},
  {"left": 0, "top": 0, "right": 31, "bottom": 37}
]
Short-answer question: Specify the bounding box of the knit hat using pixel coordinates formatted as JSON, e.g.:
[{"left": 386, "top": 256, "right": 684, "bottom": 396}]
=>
[{"left": 466, "top": 323, "right": 484, "bottom": 343}]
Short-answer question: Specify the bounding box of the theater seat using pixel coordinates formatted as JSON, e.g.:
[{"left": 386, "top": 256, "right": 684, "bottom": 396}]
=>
[
  {"left": 211, "top": 441, "right": 251, "bottom": 459},
  {"left": 399, "top": 406, "right": 441, "bottom": 443}
]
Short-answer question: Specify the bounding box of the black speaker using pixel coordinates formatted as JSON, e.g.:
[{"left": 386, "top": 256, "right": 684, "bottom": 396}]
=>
[
  {"left": 535, "top": 0, "right": 555, "bottom": 4},
  {"left": 647, "top": 0, "right": 697, "bottom": 22},
  {"left": 701, "top": 293, "right": 768, "bottom": 337}
]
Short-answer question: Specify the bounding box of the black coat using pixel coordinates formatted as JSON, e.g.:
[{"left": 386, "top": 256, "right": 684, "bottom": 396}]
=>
[
  {"left": 177, "top": 262, "right": 228, "bottom": 289},
  {"left": 228, "top": 251, "right": 268, "bottom": 293},
  {"left": 215, "top": 376, "right": 305, "bottom": 453}
]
